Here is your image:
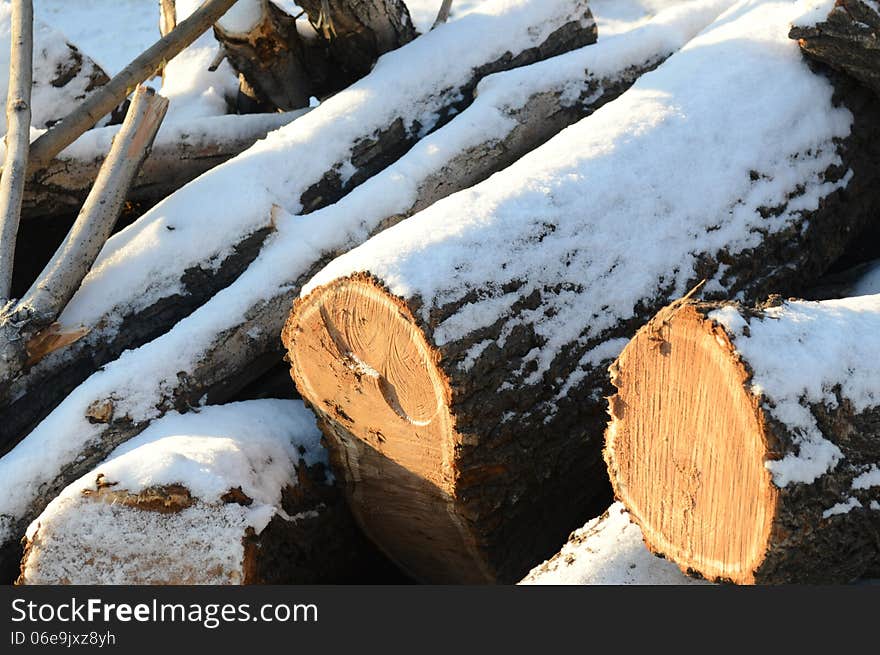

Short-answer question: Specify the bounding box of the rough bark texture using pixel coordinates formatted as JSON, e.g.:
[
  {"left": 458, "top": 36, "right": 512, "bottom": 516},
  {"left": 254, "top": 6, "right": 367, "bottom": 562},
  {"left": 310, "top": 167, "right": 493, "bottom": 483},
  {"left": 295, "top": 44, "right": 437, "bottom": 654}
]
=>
[
  {"left": 297, "top": 0, "right": 416, "bottom": 78},
  {"left": 22, "top": 112, "right": 303, "bottom": 219},
  {"left": 281, "top": 70, "right": 880, "bottom": 583},
  {"left": 791, "top": 0, "right": 880, "bottom": 98},
  {"left": 214, "top": 0, "right": 416, "bottom": 112},
  {"left": 17, "top": 459, "right": 376, "bottom": 584},
  {"left": 214, "top": 0, "right": 317, "bottom": 111},
  {"left": 0, "top": 6, "right": 596, "bottom": 453},
  {"left": 605, "top": 299, "right": 880, "bottom": 584}
]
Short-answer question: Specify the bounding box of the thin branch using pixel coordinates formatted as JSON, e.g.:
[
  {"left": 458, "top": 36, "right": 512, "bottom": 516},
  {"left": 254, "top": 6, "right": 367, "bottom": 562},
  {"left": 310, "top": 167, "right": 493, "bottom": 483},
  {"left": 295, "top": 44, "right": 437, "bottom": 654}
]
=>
[
  {"left": 159, "top": 0, "right": 178, "bottom": 37},
  {"left": 0, "top": 0, "right": 33, "bottom": 304},
  {"left": 27, "top": 0, "right": 239, "bottom": 174},
  {"left": 432, "top": 0, "right": 453, "bottom": 29},
  {"left": 18, "top": 87, "right": 168, "bottom": 330}
]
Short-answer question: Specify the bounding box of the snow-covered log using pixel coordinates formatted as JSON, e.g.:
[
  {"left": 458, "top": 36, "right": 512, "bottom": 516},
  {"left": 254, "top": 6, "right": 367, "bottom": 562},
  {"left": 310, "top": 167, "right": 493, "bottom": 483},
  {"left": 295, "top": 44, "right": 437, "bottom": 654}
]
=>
[
  {"left": 17, "top": 401, "right": 372, "bottom": 584},
  {"left": 281, "top": 0, "right": 880, "bottom": 583},
  {"left": 0, "top": 0, "right": 596, "bottom": 448},
  {"left": 520, "top": 503, "right": 706, "bottom": 585},
  {"left": 0, "top": 5, "right": 110, "bottom": 135},
  {"left": 22, "top": 111, "right": 306, "bottom": 219},
  {"left": 790, "top": 0, "right": 880, "bottom": 97},
  {"left": 605, "top": 296, "right": 880, "bottom": 584}
]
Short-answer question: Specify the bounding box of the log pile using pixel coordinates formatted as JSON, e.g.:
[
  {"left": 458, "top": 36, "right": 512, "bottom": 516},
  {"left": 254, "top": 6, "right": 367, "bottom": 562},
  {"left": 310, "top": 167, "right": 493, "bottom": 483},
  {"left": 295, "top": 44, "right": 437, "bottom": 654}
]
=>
[
  {"left": 3, "top": 0, "right": 880, "bottom": 587},
  {"left": 282, "top": 0, "right": 880, "bottom": 583}
]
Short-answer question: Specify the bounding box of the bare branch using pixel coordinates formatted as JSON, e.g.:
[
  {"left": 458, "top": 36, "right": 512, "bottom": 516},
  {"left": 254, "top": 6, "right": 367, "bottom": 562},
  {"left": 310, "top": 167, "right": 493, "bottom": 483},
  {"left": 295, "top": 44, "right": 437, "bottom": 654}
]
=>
[
  {"left": 17, "top": 87, "right": 168, "bottom": 330},
  {"left": 432, "top": 0, "right": 453, "bottom": 29},
  {"left": 27, "top": 0, "right": 239, "bottom": 174},
  {"left": 0, "top": 0, "right": 33, "bottom": 303},
  {"left": 159, "top": 0, "right": 178, "bottom": 37}
]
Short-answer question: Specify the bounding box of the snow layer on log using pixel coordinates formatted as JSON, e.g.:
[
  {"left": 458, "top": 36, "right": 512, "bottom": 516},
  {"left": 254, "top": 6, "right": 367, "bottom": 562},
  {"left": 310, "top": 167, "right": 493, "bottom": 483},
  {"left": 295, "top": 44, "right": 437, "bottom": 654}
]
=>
[
  {"left": 303, "top": 0, "right": 853, "bottom": 395},
  {"left": 56, "top": 0, "right": 594, "bottom": 332},
  {"left": 708, "top": 295, "right": 880, "bottom": 487},
  {"left": 521, "top": 503, "right": 706, "bottom": 585},
  {"left": 792, "top": 0, "right": 838, "bottom": 27},
  {"left": 20, "top": 400, "right": 324, "bottom": 585},
  {"left": 161, "top": 0, "right": 239, "bottom": 123},
  {"left": 0, "top": 5, "right": 108, "bottom": 133},
  {"left": 0, "top": 0, "right": 737, "bottom": 549}
]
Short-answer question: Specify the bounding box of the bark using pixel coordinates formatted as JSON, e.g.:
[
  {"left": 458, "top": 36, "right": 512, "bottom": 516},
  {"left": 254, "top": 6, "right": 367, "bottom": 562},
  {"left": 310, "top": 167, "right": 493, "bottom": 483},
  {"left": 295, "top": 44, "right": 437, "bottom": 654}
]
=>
[
  {"left": 297, "top": 0, "right": 416, "bottom": 78},
  {"left": 17, "top": 459, "right": 374, "bottom": 584},
  {"left": 0, "top": 0, "right": 33, "bottom": 302},
  {"left": 22, "top": 111, "right": 305, "bottom": 219},
  {"left": 214, "top": 0, "right": 317, "bottom": 111},
  {"left": 0, "top": 2, "right": 596, "bottom": 451},
  {"left": 432, "top": 0, "right": 454, "bottom": 29},
  {"left": 26, "top": 0, "right": 240, "bottom": 174},
  {"left": 280, "top": 55, "right": 880, "bottom": 582},
  {"left": 605, "top": 298, "right": 880, "bottom": 584},
  {"left": 790, "top": 0, "right": 880, "bottom": 98},
  {"left": 214, "top": 0, "right": 416, "bottom": 112}
]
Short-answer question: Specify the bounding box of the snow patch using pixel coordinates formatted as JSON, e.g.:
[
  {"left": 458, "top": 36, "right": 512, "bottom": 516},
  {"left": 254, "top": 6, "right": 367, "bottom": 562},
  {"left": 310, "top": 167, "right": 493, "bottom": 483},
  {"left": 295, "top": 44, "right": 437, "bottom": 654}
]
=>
[
  {"left": 822, "top": 497, "right": 863, "bottom": 519},
  {"left": 852, "top": 465, "right": 880, "bottom": 490},
  {"left": 521, "top": 503, "right": 707, "bottom": 585}
]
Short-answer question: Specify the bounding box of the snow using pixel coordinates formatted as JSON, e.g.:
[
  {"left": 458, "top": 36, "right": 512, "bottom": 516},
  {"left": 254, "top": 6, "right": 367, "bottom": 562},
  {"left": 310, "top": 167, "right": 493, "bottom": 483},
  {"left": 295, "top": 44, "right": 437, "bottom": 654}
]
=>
[
  {"left": 0, "top": 4, "right": 108, "bottom": 133},
  {"left": 822, "top": 497, "right": 863, "bottom": 519},
  {"left": 160, "top": 0, "right": 239, "bottom": 123},
  {"left": 20, "top": 400, "right": 324, "bottom": 585},
  {"left": 216, "top": 0, "right": 264, "bottom": 34},
  {"left": 33, "top": 0, "right": 157, "bottom": 76},
  {"left": 791, "top": 0, "right": 836, "bottom": 28},
  {"left": 709, "top": 295, "right": 880, "bottom": 487},
  {"left": 303, "top": 0, "right": 850, "bottom": 407},
  {"left": 58, "top": 0, "right": 595, "bottom": 331},
  {"left": 852, "top": 465, "right": 880, "bottom": 490},
  {"left": 521, "top": 503, "right": 707, "bottom": 585}
]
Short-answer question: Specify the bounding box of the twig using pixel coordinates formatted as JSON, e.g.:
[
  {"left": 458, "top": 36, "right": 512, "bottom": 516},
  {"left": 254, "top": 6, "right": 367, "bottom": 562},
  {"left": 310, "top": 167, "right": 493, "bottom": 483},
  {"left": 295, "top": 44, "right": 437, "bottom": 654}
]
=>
[
  {"left": 432, "top": 0, "right": 453, "bottom": 29},
  {"left": 26, "top": 0, "right": 239, "bottom": 174},
  {"left": 18, "top": 87, "right": 169, "bottom": 332},
  {"left": 0, "top": 0, "right": 33, "bottom": 303}
]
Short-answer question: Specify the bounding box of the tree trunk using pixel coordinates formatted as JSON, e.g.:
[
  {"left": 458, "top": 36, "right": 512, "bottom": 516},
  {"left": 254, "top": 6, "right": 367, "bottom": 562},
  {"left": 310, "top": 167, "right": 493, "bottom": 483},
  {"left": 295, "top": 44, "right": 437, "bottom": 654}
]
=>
[
  {"left": 605, "top": 297, "right": 880, "bottom": 584},
  {"left": 790, "top": 0, "right": 880, "bottom": 98},
  {"left": 0, "top": 1, "right": 596, "bottom": 451},
  {"left": 22, "top": 111, "right": 306, "bottom": 219},
  {"left": 296, "top": 0, "right": 416, "bottom": 78},
  {"left": 16, "top": 401, "right": 379, "bottom": 584},
  {"left": 213, "top": 0, "right": 317, "bottom": 111},
  {"left": 280, "top": 1, "right": 880, "bottom": 583}
]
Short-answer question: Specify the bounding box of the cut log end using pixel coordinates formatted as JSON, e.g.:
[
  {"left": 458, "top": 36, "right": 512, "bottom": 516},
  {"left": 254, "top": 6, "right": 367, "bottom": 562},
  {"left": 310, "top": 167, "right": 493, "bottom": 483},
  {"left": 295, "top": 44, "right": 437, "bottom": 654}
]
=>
[
  {"left": 604, "top": 304, "right": 779, "bottom": 584},
  {"left": 283, "top": 274, "right": 492, "bottom": 583}
]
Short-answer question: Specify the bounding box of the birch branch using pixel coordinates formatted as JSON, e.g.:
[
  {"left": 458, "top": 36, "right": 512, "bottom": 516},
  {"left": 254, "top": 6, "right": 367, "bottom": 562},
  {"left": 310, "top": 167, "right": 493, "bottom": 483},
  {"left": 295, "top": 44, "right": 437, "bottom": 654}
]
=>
[
  {"left": 26, "top": 0, "right": 239, "bottom": 174},
  {"left": 0, "top": 0, "right": 33, "bottom": 303},
  {"left": 432, "top": 0, "right": 453, "bottom": 29},
  {"left": 17, "top": 87, "right": 168, "bottom": 331}
]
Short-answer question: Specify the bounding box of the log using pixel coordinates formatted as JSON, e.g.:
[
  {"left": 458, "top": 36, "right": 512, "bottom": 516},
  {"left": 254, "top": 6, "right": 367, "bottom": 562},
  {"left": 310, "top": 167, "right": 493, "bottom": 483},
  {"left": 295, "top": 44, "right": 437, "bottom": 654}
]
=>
[
  {"left": 18, "top": 401, "right": 374, "bottom": 584},
  {"left": 520, "top": 503, "right": 705, "bottom": 585},
  {"left": 281, "top": 0, "right": 880, "bottom": 583},
  {"left": 296, "top": 0, "right": 416, "bottom": 78},
  {"left": 790, "top": 0, "right": 880, "bottom": 98},
  {"left": 214, "top": 0, "right": 416, "bottom": 112},
  {"left": 0, "top": 0, "right": 596, "bottom": 450},
  {"left": 22, "top": 111, "right": 306, "bottom": 219},
  {"left": 604, "top": 296, "right": 880, "bottom": 584}
]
